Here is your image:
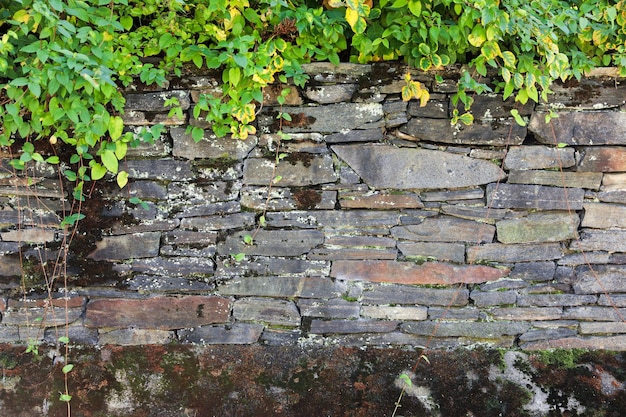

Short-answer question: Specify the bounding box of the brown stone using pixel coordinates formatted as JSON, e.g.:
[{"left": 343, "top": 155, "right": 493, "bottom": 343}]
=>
[
  {"left": 507, "top": 170, "right": 602, "bottom": 190},
  {"left": 330, "top": 260, "right": 508, "bottom": 285},
  {"left": 310, "top": 319, "right": 398, "bottom": 334},
  {"left": 338, "top": 191, "right": 423, "bottom": 209},
  {"left": 530, "top": 111, "right": 626, "bottom": 145},
  {"left": 88, "top": 232, "right": 161, "bottom": 261},
  {"left": 85, "top": 296, "right": 231, "bottom": 330},
  {"left": 582, "top": 202, "right": 626, "bottom": 229},
  {"left": 401, "top": 118, "right": 526, "bottom": 146},
  {"left": 578, "top": 147, "right": 626, "bottom": 172},
  {"left": 391, "top": 216, "right": 495, "bottom": 243},
  {"left": 522, "top": 335, "right": 626, "bottom": 351},
  {"left": 504, "top": 146, "right": 575, "bottom": 170},
  {"left": 397, "top": 241, "right": 465, "bottom": 263},
  {"left": 486, "top": 183, "right": 585, "bottom": 210}
]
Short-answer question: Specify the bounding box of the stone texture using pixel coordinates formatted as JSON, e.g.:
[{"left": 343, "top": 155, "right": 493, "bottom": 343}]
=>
[
  {"left": 0, "top": 228, "right": 56, "bottom": 244},
  {"left": 217, "top": 230, "right": 324, "bottom": 257},
  {"left": 85, "top": 296, "right": 231, "bottom": 330},
  {"left": 180, "top": 213, "right": 256, "bottom": 231},
  {"left": 510, "top": 262, "right": 556, "bottom": 282},
  {"left": 243, "top": 154, "right": 337, "bottom": 186},
  {"left": 580, "top": 322, "right": 626, "bottom": 334},
  {"left": 170, "top": 127, "right": 257, "bottom": 159},
  {"left": 0, "top": 256, "right": 23, "bottom": 277},
  {"left": 178, "top": 323, "right": 264, "bottom": 344},
  {"left": 391, "top": 217, "right": 495, "bottom": 243},
  {"left": 397, "top": 241, "right": 465, "bottom": 263},
  {"left": 522, "top": 335, "right": 626, "bottom": 351},
  {"left": 470, "top": 290, "right": 517, "bottom": 307},
  {"left": 507, "top": 170, "right": 602, "bottom": 190},
  {"left": 331, "top": 260, "right": 508, "bottom": 285},
  {"left": 259, "top": 103, "right": 384, "bottom": 133},
  {"left": 578, "top": 146, "right": 626, "bottom": 172},
  {"left": 504, "top": 146, "right": 575, "bottom": 170},
  {"left": 467, "top": 243, "right": 563, "bottom": 263},
  {"left": 420, "top": 188, "right": 484, "bottom": 202},
  {"left": 530, "top": 111, "right": 626, "bottom": 145},
  {"left": 582, "top": 202, "right": 626, "bottom": 228},
  {"left": 440, "top": 205, "right": 508, "bottom": 224},
  {"left": 338, "top": 191, "right": 423, "bottom": 209},
  {"left": 489, "top": 307, "right": 563, "bottom": 321},
  {"left": 401, "top": 321, "right": 530, "bottom": 338},
  {"left": 309, "top": 319, "right": 398, "bottom": 334},
  {"left": 362, "top": 285, "right": 469, "bottom": 306},
  {"left": 88, "top": 232, "right": 161, "bottom": 261},
  {"left": 297, "top": 298, "right": 360, "bottom": 319},
  {"left": 304, "top": 84, "right": 357, "bottom": 103},
  {"left": 308, "top": 247, "right": 398, "bottom": 260},
  {"left": 126, "top": 159, "right": 194, "bottom": 181},
  {"left": 98, "top": 328, "right": 174, "bottom": 345},
  {"left": 574, "top": 230, "right": 626, "bottom": 252},
  {"left": 219, "top": 276, "right": 343, "bottom": 298},
  {"left": 324, "top": 128, "right": 384, "bottom": 144},
  {"left": 266, "top": 210, "right": 400, "bottom": 230},
  {"left": 517, "top": 294, "right": 597, "bottom": 307},
  {"left": 124, "top": 90, "right": 190, "bottom": 112},
  {"left": 361, "top": 305, "right": 428, "bottom": 321},
  {"left": 401, "top": 118, "right": 526, "bottom": 145},
  {"left": 241, "top": 187, "right": 336, "bottom": 211},
  {"left": 573, "top": 265, "right": 626, "bottom": 294},
  {"left": 547, "top": 78, "right": 626, "bottom": 109},
  {"left": 562, "top": 306, "right": 626, "bottom": 321},
  {"left": 496, "top": 212, "right": 579, "bottom": 244},
  {"left": 487, "top": 183, "right": 584, "bottom": 210},
  {"left": 233, "top": 298, "right": 300, "bottom": 327},
  {"left": 332, "top": 144, "right": 506, "bottom": 189},
  {"left": 130, "top": 256, "right": 215, "bottom": 277}
]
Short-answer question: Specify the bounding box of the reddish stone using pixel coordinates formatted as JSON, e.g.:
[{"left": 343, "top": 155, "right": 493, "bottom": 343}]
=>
[
  {"left": 339, "top": 192, "right": 424, "bottom": 209},
  {"left": 578, "top": 147, "right": 626, "bottom": 172},
  {"left": 330, "top": 260, "right": 509, "bottom": 285},
  {"left": 85, "top": 296, "right": 231, "bottom": 330},
  {"left": 8, "top": 297, "right": 86, "bottom": 309}
]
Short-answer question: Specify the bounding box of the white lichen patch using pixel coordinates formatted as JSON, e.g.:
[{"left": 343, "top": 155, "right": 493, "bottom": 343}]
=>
[{"left": 394, "top": 371, "right": 440, "bottom": 414}]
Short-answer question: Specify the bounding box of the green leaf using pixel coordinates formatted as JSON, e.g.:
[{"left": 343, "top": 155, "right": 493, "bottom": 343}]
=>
[
  {"left": 557, "top": 142, "right": 568, "bottom": 148},
  {"left": 510, "top": 109, "right": 526, "bottom": 126},
  {"left": 191, "top": 126, "right": 204, "bottom": 142},
  {"left": 117, "top": 171, "right": 129, "bottom": 189},
  {"left": 60, "top": 213, "right": 85, "bottom": 228},
  {"left": 91, "top": 163, "right": 107, "bottom": 180},
  {"left": 233, "top": 252, "right": 246, "bottom": 262},
  {"left": 101, "top": 150, "right": 119, "bottom": 174},
  {"left": 58, "top": 336, "right": 70, "bottom": 344},
  {"left": 398, "top": 373, "right": 412, "bottom": 387},
  {"left": 108, "top": 116, "right": 124, "bottom": 141},
  {"left": 120, "top": 15, "right": 133, "bottom": 30},
  {"left": 502, "top": 51, "right": 516, "bottom": 68},
  {"left": 243, "top": 234, "right": 253, "bottom": 245},
  {"left": 408, "top": 0, "right": 422, "bottom": 17},
  {"left": 62, "top": 364, "right": 74, "bottom": 374},
  {"left": 59, "top": 394, "right": 72, "bottom": 402}
]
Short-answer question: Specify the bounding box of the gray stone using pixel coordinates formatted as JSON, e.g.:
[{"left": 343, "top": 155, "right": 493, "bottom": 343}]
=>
[
  {"left": 401, "top": 321, "right": 530, "bottom": 337},
  {"left": 489, "top": 307, "right": 563, "bottom": 321},
  {"left": 297, "top": 298, "right": 360, "bottom": 319},
  {"left": 305, "top": 84, "right": 357, "bottom": 103},
  {"left": 168, "top": 181, "right": 240, "bottom": 204},
  {"left": 582, "top": 202, "right": 626, "bottom": 229},
  {"left": 130, "top": 256, "right": 215, "bottom": 277},
  {"left": 126, "top": 159, "right": 194, "bottom": 181},
  {"left": 217, "top": 229, "right": 324, "bottom": 257},
  {"left": 215, "top": 257, "right": 330, "bottom": 278},
  {"left": 124, "top": 90, "right": 190, "bottom": 112},
  {"left": 599, "top": 294, "right": 626, "bottom": 307},
  {"left": 325, "top": 128, "right": 384, "bottom": 144},
  {"left": 180, "top": 213, "right": 256, "bottom": 231},
  {"left": 480, "top": 279, "right": 529, "bottom": 291},
  {"left": 400, "top": 118, "right": 526, "bottom": 146},
  {"left": 522, "top": 335, "right": 626, "bottom": 350},
  {"left": 88, "top": 232, "right": 161, "bottom": 261},
  {"left": 519, "top": 327, "right": 578, "bottom": 342},
  {"left": 467, "top": 243, "right": 563, "bottom": 263},
  {"left": 454, "top": 93, "right": 534, "bottom": 118},
  {"left": 440, "top": 205, "right": 508, "bottom": 224},
  {"left": 323, "top": 235, "right": 397, "bottom": 248},
  {"left": 302, "top": 62, "right": 371, "bottom": 82},
  {"left": 241, "top": 187, "right": 336, "bottom": 211},
  {"left": 266, "top": 210, "right": 400, "bottom": 230},
  {"left": 0, "top": 228, "right": 56, "bottom": 244},
  {"left": 578, "top": 146, "right": 626, "bottom": 172},
  {"left": 219, "top": 276, "right": 343, "bottom": 298},
  {"left": 233, "top": 298, "right": 300, "bottom": 327},
  {"left": 470, "top": 290, "right": 517, "bottom": 307},
  {"left": 517, "top": 294, "right": 597, "bottom": 307},
  {"left": 507, "top": 170, "right": 602, "bottom": 190},
  {"left": 573, "top": 230, "right": 626, "bottom": 252},
  {"left": 2, "top": 305, "right": 83, "bottom": 327},
  {"left": 338, "top": 191, "right": 423, "bottom": 209},
  {"left": 262, "top": 84, "right": 303, "bottom": 106},
  {"left": 427, "top": 307, "right": 481, "bottom": 320},
  {"left": 98, "top": 328, "right": 174, "bottom": 345},
  {"left": 44, "top": 323, "right": 99, "bottom": 345},
  {"left": 407, "top": 99, "right": 448, "bottom": 118},
  {"left": 557, "top": 252, "right": 611, "bottom": 266},
  {"left": 486, "top": 183, "right": 585, "bottom": 210},
  {"left": 420, "top": 188, "right": 484, "bottom": 202},
  {"left": 310, "top": 319, "right": 398, "bottom": 334},
  {"left": 562, "top": 306, "right": 626, "bottom": 321},
  {"left": 398, "top": 241, "right": 465, "bottom": 263},
  {"left": 601, "top": 173, "right": 626, "bottom": 191},
  {"left": 504, "top": 146, "right": 575, "bottom": 170},
  {"left": 597, "top": 190, "right": 626, "bottom": 203},
  {"left": 332, "top": 144, "right": 506, "bottom": 189},
  {"left": 391, "top": 217, "right": 495, "bottom": 243},
  {"left": 530, "top": 111, "right": 626, "bottom": 145},
  {"left": 122, "top": 110, "right": 184, "bottom": 126},
  {"left": 178, "top": 323, "right": 264, "bottom": 344},
  {"left": 547, "top": 79, "right": 626, "bottom": 109},
  {"left": 170, "top": 127, "right": 257, "bottom": 159},
  {"left": 259, "top": 103, "right": 383, "bottom": 133},
  {"left": 260, "top": 329, "right": 301, "bottom": 346},
  {"left": 510, "top": 262, "right": 556, "bottom": 282},
  {"left": 496, "top": 212, "right": 579, "bottom": 244},
  {"left": 574, "top": 265, "right": 626, "bottom": 294},
  {"left": 580, "top": 322, "right": 626, "bottom": 334},
  {"left": 308, "top": 247, "right": 398, "bottom": 260},
  {"left": 361, "top": 305, "right": 428, "bottom": 321},
  {"left": 361, "top": 285, "right": 469, "bottom": 306},
  {"left": 125, "top": 275, "right": 214, "bottom": 292},
  {"left": 0, "top": 256, "right": 22, "bottom": 277},
  {"left": 243, "top": 154, "right": 337, "bottom": 186}
]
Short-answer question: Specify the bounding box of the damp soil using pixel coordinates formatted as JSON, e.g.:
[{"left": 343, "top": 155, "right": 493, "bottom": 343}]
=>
[{"left": 1, "top": 344, "right": 624, "bottom": 417}]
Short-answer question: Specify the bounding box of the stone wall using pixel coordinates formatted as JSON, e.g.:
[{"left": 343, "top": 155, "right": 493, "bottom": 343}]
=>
[{"left": 1, "top": 62, "right": 626, "bottom": 351}]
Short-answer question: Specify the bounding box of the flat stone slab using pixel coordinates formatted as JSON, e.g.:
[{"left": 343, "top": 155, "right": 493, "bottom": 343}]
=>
[
  {"left": 243, "top": 154, "right": 337, "bottom": 186},
  {"left": 400, "top": 118, "right": 526, "bottom": 145},
  {"left": 178, "top": 323, "right": 264, "bottom": 344},
  {"left": 503, "top": 146, "right": 575, "bottom": 170},
  {"left": 402, "top": 321, "right": 530, "bottom": 338},
  {"left": 486, "top": 183, "right": 584, "bottom": 210},
  {"left": 217, "top": 230, "right": 324, "bottom": 257},
  {"left": 332, "top": 144, "right": 506, "bottom": 189},
  {"left": 496, "top": 212, "right": 580, "bottom": 244},
  {"left": 467, "top": 243, "right": 563, "bottom": 263},
  {"left": 219, "top": 276, "right": 343, "bottom": 299},
  {"left": 391, "top": 216, "right": 495, "bottom": 243},
  {"left": 507, "top": 170, "right": 602, "bottom": 190},
  {"left": 397, "top": 241, "right": 466, "bottom": 263},
  {"left": 233, "top": 298, "right": 300, "bottom": 327},
  {"left": 530, "top": 111, "right": 626, "bottom": 145},
  {"left": 574, "top": 230, "right": 626, "bottom": 252},
  {"left": 578, "top": 147, "right": 626, "bottom": 172},
  {"left": 88, "top": 232, "right": 161, "bottom": 261},
  {"left": 574, "top": 265, "right": 626, "bottom": 294},
  {"left": 170, "top": 127, "right": 257, "bottom": 160},
  {"left": 85, "top": 296, "right": 231, "bottom": 330},
  {"left": 124, "top": 90, "right": 190, "bottom": 112},
  {"left": 331, "top": 260, "right": 508, "bottom": 285},
  {"left": 582, "top": 202, "right": 626, "bottom": 228}
]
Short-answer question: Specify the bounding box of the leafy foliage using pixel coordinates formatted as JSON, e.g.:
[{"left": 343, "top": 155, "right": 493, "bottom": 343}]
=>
[{"left": 1, "top": 0, "right": 625, "bottom": 203}]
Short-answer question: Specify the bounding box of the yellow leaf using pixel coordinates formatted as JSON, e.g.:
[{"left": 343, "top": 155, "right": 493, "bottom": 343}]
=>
[{"left": 116, "top": 171, "right": 129, "bottom": 189}]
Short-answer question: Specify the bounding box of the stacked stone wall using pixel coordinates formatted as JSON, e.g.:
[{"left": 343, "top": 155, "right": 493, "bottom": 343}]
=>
[{"left": 1, "top": 62, "right": 626, "bottom": 350}]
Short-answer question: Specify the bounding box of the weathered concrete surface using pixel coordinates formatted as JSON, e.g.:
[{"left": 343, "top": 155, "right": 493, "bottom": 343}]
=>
[{"left": 1, "top": 344, "right": 624, "bottom": 417}]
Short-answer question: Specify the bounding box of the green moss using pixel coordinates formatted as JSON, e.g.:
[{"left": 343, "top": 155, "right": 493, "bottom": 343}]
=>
[{"left": 533, "top": 348, "right": 588, "bottom": 369}]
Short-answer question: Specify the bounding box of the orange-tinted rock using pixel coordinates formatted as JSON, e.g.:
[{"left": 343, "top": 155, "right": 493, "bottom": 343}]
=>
[
  {"left": 85, "top": 296, "right": 231, "bottom": 330},
  {"left": 331, "top": 260, "right": 508, "bottom": 285}
]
